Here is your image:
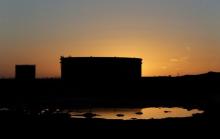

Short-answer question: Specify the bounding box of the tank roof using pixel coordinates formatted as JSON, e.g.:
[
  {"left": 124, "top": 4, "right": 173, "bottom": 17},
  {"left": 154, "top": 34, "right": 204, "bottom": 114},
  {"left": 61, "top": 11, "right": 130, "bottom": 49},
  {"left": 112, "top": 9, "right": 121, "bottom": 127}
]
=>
[
  {"left": 60, "top": 56, "right": 142, "bottom": 61},
  {"left": 16, "top": 65, "right": 35, "bottom": 66}
]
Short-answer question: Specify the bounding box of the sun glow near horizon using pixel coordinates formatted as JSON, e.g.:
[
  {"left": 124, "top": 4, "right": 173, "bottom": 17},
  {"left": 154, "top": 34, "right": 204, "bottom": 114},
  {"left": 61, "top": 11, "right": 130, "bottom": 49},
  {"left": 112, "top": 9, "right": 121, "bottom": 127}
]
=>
[{"left": 0, "top": 38, "right": 220, "bottom": 78}]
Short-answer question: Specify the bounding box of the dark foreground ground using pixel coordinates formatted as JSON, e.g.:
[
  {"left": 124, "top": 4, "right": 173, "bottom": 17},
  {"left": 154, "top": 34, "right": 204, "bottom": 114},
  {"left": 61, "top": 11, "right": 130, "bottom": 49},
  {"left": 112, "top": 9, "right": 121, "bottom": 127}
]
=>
[
  {"left": 0, "top": 72, "right": 220, "bottom": 137},
  {"left": 0, "top": 109, "right": 219, "bottom": 138}
]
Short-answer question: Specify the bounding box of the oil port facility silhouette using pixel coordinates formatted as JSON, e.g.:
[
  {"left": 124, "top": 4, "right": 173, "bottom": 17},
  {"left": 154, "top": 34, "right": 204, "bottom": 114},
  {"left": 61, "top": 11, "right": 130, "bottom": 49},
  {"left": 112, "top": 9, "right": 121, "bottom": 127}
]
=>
[{"left": 14, "top": 56, "right": 142, "bottom": 81}]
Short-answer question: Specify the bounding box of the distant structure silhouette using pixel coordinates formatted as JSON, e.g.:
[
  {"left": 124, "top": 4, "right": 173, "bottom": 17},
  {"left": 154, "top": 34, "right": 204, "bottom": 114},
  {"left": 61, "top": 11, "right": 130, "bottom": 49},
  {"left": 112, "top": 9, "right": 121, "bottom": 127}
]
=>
[
  {"left": 15, "top": 65, "right": 36, "bottom": 80},
  {"left": 60, "top": 57, "right": 142, "bottom": 81}
]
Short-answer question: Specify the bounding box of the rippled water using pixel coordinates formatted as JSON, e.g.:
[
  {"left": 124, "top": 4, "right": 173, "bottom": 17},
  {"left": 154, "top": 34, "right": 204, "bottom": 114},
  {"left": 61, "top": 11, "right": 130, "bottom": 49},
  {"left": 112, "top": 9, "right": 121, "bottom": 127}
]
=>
[{"left": 69, "top": 107, "right": 204, "bottom": 120}]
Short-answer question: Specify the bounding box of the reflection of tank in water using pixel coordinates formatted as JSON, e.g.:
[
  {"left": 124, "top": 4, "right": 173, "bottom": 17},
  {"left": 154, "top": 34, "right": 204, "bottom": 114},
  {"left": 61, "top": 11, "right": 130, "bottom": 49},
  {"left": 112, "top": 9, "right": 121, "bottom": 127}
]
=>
[{"left": 60, "top": 57, "right": 142, "bottom": 81}]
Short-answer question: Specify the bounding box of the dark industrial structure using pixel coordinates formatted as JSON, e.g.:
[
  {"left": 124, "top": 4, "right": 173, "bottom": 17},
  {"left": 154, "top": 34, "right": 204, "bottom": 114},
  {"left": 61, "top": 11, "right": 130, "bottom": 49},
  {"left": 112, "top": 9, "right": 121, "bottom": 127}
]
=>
[
  {"left": 15, "top": 65, "right": 36, "bottom": 80},
  {"left": 60, "top": 57, "right": 142, "bottom": 81}
]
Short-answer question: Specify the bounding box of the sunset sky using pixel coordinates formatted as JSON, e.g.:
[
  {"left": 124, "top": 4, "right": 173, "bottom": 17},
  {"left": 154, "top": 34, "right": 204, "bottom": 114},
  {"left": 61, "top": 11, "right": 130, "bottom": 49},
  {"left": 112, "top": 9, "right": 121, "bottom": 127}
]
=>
[{"left": 0, "top": 0, "right": 220, "bottom": 78}]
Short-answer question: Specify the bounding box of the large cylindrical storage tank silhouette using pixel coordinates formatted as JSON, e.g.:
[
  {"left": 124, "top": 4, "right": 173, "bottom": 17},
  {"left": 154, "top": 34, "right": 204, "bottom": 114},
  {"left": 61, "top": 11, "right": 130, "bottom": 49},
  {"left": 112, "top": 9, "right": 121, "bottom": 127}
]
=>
[{"left": 60, "top": 57, "right": 142, "bottom": 81}]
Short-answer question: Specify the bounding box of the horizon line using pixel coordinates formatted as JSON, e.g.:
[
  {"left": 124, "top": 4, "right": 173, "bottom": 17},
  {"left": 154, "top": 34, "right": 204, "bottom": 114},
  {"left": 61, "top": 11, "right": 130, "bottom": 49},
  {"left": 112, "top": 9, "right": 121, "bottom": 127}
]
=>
[{"left": 0, "top": 71, "right": 219, "bottom": 79}]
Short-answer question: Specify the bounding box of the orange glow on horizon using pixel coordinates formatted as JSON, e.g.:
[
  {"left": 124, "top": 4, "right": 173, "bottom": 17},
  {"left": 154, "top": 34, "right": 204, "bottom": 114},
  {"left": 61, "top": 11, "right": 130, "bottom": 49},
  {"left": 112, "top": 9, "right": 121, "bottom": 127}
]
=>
[{"left": 1, "top": 36, "right": 220, "bottom": 78}]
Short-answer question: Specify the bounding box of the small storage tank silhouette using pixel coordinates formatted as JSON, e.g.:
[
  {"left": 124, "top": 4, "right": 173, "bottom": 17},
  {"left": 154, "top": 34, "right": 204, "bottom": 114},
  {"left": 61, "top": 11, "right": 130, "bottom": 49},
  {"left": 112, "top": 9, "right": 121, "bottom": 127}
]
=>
[
  {"left": 60, "top": 57, "right": 142, "bottom": 81},
  {"left": 15, "top": 65, "right": 36, "bottom": 80}
]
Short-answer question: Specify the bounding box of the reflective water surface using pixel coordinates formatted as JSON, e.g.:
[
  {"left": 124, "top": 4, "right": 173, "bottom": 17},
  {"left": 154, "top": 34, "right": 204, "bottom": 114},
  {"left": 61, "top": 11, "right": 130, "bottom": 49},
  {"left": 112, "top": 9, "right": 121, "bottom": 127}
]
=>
[{"left": 69, "top": 107, "right": 204, "bottom": 120}]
